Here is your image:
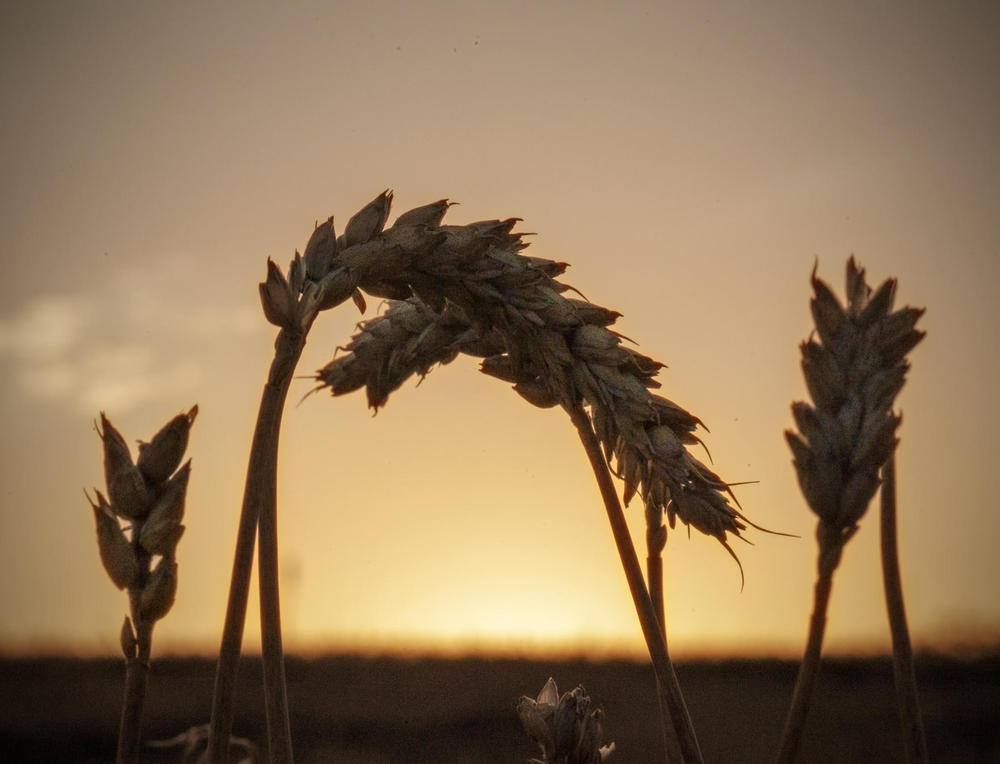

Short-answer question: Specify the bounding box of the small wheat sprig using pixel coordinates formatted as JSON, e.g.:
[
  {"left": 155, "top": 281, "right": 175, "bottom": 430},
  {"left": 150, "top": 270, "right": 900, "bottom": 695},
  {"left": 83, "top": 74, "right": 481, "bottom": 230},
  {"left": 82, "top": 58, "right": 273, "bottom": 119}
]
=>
[
  {"left": 517, "top": 678, "right": 615, "bottom": 764},
  {"left": 785, "top": 258, "right": 924, "bottom": 552},
  {"left": 777, "top": 257, "right": 925, "bottom": 764},
  {"left": 88, "top": 406, "right": 197, "bottom": 764}
]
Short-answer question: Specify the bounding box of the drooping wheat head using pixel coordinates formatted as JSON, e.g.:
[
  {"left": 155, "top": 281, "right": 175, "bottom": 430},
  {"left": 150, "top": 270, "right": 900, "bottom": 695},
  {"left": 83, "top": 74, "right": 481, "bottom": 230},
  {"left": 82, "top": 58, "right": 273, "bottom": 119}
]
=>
[{"left": 308, "top": 192, "right": 761, "bottom": 566}]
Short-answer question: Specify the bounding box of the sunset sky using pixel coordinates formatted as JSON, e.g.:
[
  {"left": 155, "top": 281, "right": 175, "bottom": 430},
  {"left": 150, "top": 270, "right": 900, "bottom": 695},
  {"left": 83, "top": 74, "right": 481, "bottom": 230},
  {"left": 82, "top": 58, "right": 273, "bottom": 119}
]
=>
[{"left": 1, "top": 1, "right": 997, "bottom": 659}]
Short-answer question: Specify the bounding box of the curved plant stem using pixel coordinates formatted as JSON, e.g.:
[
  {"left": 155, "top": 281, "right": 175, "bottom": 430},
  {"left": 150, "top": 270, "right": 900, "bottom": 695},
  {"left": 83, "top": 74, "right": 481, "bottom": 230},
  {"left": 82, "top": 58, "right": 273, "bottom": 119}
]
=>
[
  {"left": 776, "top": 524, "right": 844, "bottom": 764},
  {"left": 569, "top": 403, "right": 703, "bottom": 764},
  {"left": 208, "top": 327, "right": 304, "bottom": 763},
  {"left": 880, "top": 454, "right": 929, "bottom": 764}
]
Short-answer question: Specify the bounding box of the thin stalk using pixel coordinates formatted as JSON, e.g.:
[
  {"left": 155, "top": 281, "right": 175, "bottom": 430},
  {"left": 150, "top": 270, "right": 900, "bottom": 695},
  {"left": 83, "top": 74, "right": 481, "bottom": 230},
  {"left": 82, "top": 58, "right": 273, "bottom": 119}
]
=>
[
  {"left": 646, "top": 503, "right": 684, "bottom": 764},
  {"left": 117, "top": 595, "right": 153, "bottom": 764},
  {"left": 569, "top": 403, "right": 703, "bottom": 764},
  {"left": 775, "top": 524, "right": 844, "bottom": 764},
  {"left": 645, "top": 503, "right": 667, "bottom": 640},
  {"left": 880, "top": 454, "right": 929, "bottom": 764},
  {"left": 208, "top": 327, "right": 304, "bottom": 763}
]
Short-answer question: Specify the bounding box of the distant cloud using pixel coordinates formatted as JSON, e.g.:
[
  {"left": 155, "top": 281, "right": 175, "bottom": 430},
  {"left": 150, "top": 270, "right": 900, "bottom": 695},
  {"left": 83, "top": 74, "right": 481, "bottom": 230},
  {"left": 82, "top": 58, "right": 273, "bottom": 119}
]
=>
[
  {"left": 0, "top": 295, "right": 92, "bottom": 359},
  {"left": 73, "top": 353, "right": 203, "bottom": 415},
  {"left": 0, "top": 254, "right": 260, "bottom": 414}
]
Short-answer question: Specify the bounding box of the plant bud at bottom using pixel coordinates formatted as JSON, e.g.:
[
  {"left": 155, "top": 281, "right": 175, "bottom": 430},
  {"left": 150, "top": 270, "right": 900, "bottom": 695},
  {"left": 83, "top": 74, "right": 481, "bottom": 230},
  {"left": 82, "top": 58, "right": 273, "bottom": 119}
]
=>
[{"left": 518, "top": 678, "right": 614, "bottom": 763}]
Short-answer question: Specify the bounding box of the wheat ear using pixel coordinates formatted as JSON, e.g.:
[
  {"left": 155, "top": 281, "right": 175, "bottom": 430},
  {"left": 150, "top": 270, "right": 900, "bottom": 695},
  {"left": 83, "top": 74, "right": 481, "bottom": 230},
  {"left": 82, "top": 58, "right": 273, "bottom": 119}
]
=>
[
  {"left": 776, "top": 258, "right": 925, "bottom": 764},
  {"left": 89, "top": 407, "right": 196, "bottom": 764}
]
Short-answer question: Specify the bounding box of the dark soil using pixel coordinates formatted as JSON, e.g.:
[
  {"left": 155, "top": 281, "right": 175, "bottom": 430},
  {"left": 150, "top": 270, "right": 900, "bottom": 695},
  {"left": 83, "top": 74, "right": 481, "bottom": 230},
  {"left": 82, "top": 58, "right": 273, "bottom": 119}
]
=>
[{"left": 1, "top": 652, "right": 997, "bottom": 762}]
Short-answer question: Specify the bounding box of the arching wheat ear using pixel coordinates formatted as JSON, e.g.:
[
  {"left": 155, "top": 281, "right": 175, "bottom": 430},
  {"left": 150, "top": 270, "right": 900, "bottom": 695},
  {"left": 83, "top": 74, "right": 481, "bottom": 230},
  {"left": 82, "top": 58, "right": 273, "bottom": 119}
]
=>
[
  {"left": 314, "top": 196, "right": 777, "bottom": 762},
  {"left": 777, "top": 258, "right": 926, "bottom": 764}
]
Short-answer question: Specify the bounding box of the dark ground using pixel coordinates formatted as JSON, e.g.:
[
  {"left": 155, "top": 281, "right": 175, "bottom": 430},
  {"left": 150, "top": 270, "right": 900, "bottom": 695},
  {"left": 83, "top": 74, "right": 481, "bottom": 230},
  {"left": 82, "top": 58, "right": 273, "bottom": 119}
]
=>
[{"left": 1, "top": 652, "right": 997, "bottom": 762}]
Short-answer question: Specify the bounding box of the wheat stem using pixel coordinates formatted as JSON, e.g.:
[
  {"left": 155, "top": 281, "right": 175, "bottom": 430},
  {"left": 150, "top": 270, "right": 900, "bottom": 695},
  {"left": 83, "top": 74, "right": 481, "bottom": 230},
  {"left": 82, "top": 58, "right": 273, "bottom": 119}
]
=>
[
  {"left": 569, "top": 403, "right": 703, "bottom": 764},
  {"left": 775, "top": 524, "right": 844, "bottom": 764},
  {"left": 880, "top": 454, "right": 929, "bottom": 764},
  {"left": 645, "top": 503, "right": 667, "bottom": 640},
  {"left": 208, "top": 327, "right": 303, "bottom": 763},
  {"left": 644, "top": 505, "right": 684, "bottom": 762},
  {"left": 117, "top": 592, "right": 153, "bottom": 764}
]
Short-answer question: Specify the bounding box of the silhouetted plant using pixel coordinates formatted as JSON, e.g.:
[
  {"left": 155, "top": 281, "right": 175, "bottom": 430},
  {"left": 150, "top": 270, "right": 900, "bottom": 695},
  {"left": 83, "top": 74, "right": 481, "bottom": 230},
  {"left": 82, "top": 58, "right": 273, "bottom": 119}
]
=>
[
  {"left": 88, "top": 406, "right": 196, "bottom": 764},
  {"left": 517, "top": 677, "right": 615, "bottom": 763},
  {"left": 777, "top": 259, "right": 926, "bottom": 763}
]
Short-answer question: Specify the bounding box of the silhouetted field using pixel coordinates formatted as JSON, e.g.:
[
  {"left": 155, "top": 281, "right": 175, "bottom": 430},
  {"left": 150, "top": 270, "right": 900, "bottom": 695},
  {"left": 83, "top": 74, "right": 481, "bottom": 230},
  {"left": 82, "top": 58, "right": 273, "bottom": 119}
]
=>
[{"left": 1, "top": 652, "right": 997, "bottom": 762}]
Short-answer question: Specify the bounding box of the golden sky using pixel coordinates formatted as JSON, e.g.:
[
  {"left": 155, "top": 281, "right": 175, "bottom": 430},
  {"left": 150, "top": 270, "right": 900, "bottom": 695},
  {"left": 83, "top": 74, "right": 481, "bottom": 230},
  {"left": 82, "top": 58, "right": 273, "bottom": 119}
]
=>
[{"left": 1, "top": 1, "right": 997, "bottom": 657}]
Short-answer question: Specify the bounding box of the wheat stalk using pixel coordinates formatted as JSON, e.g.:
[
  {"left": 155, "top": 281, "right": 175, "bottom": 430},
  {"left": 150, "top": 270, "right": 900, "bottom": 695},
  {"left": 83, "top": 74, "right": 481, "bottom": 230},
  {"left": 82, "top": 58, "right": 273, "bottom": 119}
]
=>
[{"left": 776, "top": 257, "right": 925, "bottom": 764}]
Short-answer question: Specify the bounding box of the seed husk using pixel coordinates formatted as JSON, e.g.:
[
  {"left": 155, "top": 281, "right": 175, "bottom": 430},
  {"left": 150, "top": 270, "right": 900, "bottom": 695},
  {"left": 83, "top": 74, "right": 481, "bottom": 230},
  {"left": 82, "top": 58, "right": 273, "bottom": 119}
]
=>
[
  {"left": 98, "top": 413, "right": 133, "bottom": 495},
  {"left": 137, "top": 406, "right": 197, "bottom": 485},
  {"left": 342, "top": 189, "right": 393, "bottom": 247},
  {"left": 139, "top": 461, "right": 191, "bottom": 556},
  {"left": 259, "top": 258, "right": 295, "bottom": 327},
  {"left": 89, "top": 490, "right": 139, "bottom": 590},
  {"left": 140, "top": 556, "right": 178, "bottom": 622},
  {"left": 303, "top": 216, "right": 339, "bottom": 282},
  {"left": 109, "top": 465, "right": 154, "bottom": 519}
]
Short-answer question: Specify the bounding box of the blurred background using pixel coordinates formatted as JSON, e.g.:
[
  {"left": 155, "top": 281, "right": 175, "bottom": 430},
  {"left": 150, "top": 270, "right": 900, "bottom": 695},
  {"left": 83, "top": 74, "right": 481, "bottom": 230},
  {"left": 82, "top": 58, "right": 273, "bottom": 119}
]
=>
[{"left": 1, "top": 1, "right": 997, "bottom": 660}]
